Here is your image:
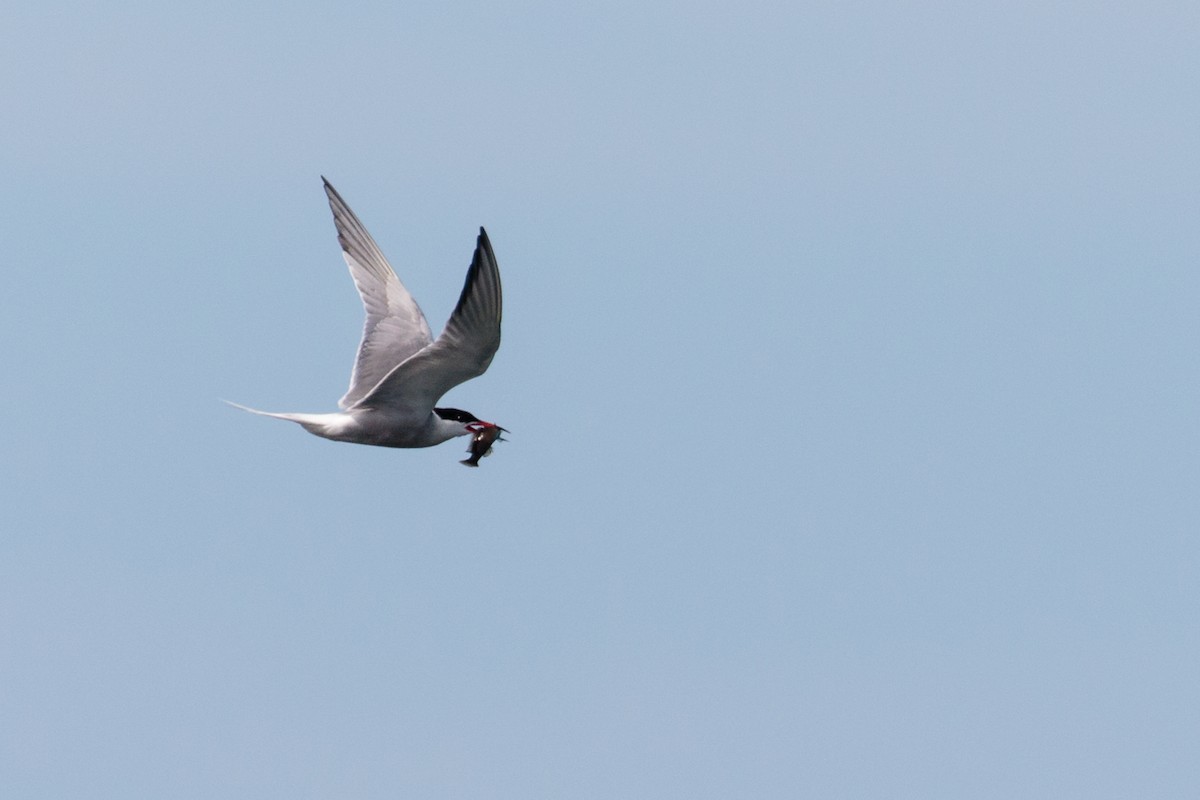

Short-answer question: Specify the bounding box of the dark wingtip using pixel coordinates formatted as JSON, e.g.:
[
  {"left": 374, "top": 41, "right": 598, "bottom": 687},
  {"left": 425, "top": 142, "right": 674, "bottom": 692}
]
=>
[{"left": 459, "top": 459, "right": 480, "bottom": 468}]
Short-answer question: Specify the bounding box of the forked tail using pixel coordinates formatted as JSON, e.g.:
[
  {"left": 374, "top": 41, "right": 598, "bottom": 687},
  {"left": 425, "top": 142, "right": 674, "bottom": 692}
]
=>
[
  {"left": 221, "top": 400, "right": 331, "bottom": 432},
  {"left": 223, "top": 399, "right": 292, "bottom": 420}
]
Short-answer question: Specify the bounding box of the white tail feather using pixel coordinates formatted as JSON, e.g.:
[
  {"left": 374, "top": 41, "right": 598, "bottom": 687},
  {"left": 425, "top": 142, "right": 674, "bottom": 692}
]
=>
[{"left": 221, "top": 400, "right": 338, "bottom": 435}]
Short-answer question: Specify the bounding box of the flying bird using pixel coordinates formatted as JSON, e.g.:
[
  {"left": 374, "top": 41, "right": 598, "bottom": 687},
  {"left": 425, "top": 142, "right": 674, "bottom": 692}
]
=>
[{"left": 228, "top": 178, "right": 505, "bottom": 465}]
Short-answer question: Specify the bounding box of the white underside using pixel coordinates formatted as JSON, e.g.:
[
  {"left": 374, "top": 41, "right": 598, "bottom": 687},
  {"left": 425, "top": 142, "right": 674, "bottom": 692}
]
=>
[{"left": 223, "top": 401, "right": 468, "bottom": 448}]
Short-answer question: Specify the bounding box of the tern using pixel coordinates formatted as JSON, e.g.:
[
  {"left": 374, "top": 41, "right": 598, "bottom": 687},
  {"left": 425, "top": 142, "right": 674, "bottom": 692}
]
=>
[{"left": 228, "top": 178, "right": 506, "bottom": 466}]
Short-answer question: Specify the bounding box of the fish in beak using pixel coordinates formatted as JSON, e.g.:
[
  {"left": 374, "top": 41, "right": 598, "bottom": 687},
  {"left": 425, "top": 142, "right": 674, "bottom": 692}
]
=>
[{"left": 460, "top": 422, "right": 507, "bottom": 467}]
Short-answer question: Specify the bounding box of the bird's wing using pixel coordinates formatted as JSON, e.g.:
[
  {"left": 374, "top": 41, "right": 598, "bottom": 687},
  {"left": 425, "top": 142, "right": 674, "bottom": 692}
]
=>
[
  {"left": 350, "top": 228, "right": 502, "bottom": 415},
  {"left": 322, "top": 178, "right": 434, "bottom": 410}
]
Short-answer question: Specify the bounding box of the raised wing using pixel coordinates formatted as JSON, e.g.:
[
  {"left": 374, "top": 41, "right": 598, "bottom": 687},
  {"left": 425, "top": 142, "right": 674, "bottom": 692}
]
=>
[
  {"left": 350, "top": 228, "right": 502, "bottom": 414},
  {"left": 322, "top": 178, "right": 434, "bottom": 410}
]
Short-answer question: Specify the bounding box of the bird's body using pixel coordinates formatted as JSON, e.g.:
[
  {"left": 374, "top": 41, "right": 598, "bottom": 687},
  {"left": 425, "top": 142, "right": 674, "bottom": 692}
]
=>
[
  {"left": 228, "top": 179, "right": 505, "bottom": 463},
  {"left": 223, "top": 402, "right": 470, "bottom": 448}
]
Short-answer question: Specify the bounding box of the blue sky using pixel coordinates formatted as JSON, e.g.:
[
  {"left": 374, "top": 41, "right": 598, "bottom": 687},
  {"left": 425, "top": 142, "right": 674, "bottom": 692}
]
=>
[{"left": 2, "top": 1, "right": 1198, "bottom": 797}]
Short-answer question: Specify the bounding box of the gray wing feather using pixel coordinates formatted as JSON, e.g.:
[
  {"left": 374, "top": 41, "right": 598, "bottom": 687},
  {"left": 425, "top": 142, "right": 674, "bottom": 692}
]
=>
[
  {"left": 351, "top": 228, "right": 502, "bottom": 414},
  {"left": 322, "top": 178, "right": 434, "bottom": 410}
]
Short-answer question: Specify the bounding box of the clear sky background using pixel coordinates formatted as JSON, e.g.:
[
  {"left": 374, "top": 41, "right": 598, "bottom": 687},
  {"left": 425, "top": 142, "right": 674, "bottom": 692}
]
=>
[{"left": 2, "top": 1, "right": 1198, "bottom": 797}]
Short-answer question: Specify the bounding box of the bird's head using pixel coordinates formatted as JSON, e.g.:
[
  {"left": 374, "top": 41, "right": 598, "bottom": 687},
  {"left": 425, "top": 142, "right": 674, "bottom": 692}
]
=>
[{"left": 434, "top": 407, "right": 507, "bottom": 438}]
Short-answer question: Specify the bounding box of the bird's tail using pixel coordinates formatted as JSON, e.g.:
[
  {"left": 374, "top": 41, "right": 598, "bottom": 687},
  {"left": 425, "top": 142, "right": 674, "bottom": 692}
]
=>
[
  {"left": 222, "top": 399, "right": 290, "bottom": 420},
  {"left": 221, "top": 399, "right": 331, "bottom": 431}
]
